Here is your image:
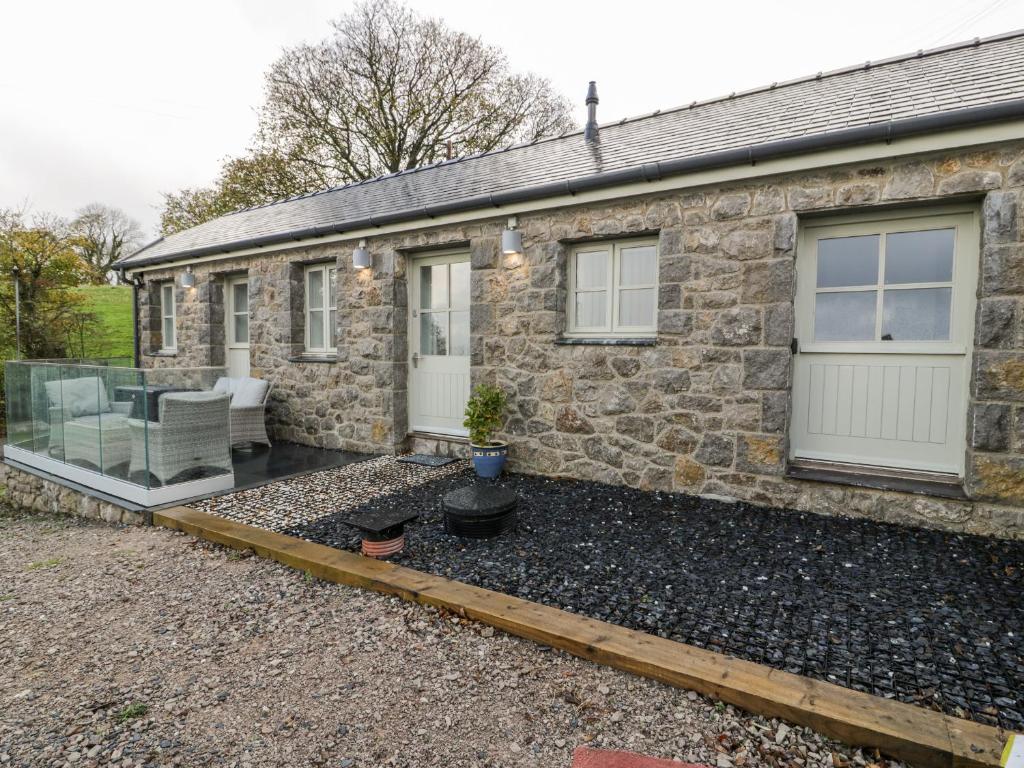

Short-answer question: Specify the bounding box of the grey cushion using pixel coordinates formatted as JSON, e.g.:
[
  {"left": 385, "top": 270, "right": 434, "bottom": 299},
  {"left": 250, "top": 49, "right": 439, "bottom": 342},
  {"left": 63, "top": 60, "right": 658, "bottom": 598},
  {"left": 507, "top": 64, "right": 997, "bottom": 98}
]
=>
[
  {"left": 44, "top": 377, "right": 111, "bottom": 417},
  {"left": 231, "top": 377, "right": 269, "bottom": 408}
]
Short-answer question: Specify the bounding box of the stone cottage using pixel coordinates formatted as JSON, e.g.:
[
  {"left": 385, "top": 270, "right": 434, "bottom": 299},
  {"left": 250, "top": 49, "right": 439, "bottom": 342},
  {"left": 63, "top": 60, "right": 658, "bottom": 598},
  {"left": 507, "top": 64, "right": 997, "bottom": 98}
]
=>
[{"left": 117, "top": 31, "right": 1024, "bottom": 537}]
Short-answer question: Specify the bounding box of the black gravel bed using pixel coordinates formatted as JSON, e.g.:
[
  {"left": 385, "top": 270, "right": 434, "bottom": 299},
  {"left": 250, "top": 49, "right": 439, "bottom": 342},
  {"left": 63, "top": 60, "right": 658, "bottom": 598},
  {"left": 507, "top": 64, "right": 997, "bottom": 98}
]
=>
[{"left": 286, "top": 469, "right": 1024, "bottom": 728}]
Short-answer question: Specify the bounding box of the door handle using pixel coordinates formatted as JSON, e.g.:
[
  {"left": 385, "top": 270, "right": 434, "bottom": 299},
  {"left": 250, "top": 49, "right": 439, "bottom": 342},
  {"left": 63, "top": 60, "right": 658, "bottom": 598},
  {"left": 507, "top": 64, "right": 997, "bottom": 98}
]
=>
[
  {"left": 412, "top": 352, "right": 420, "bottom": 368},
  {"left": 791, "top": 338, "right": 799, "bottom": 354}
]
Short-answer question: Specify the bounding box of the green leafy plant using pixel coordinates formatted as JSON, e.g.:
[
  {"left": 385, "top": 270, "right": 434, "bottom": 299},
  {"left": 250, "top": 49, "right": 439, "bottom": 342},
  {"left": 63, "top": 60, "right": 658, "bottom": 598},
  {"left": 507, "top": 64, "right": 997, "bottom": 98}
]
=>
[
  {"left": 116, "top": 703, "right": 148, "bottom": 722},
  {"left": 463, "top": 384, "right": 508, "bottom": 446}
]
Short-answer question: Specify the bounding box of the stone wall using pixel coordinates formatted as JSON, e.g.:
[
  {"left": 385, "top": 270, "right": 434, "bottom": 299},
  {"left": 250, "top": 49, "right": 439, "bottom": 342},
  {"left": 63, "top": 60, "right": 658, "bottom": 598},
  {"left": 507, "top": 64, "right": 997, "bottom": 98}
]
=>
[
  {"left": 136, "top": 140, "right": 1024, "bottom": 538},
  {"left": 0, "top": 461, "right": 144, "bottom": 526}
]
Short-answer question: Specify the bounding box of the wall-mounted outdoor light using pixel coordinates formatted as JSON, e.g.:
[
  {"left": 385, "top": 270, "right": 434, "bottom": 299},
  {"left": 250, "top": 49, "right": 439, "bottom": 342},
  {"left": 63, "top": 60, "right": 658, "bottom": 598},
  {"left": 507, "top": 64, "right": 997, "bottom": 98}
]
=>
[
  {"left": 502, "top": 216, "right": 522, "bottom": 255},
  {"left": 180, "top": 265, "right": 195, "bottom": 288},
  {"left": 352, "top": 239, "right": 371, "bottom": 270}
]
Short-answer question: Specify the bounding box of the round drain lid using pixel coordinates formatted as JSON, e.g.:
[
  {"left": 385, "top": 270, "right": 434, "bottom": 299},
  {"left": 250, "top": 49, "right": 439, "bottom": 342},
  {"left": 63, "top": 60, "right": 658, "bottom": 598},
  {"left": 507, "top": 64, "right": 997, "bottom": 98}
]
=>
[{"left": 443, "top": 484, "right": 518, "bottom": 538}]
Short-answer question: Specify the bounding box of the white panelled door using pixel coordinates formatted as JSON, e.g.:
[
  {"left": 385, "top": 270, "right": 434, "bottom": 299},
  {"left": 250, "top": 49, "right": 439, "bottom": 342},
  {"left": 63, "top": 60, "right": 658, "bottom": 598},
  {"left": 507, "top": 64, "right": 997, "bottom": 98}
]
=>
[
  {"left": 408, "top": 253, "right": 471, "bottom": 436},
  {"left": 225, "top": 275, "right": 250, "bottom": 379},
  {"left": 789, "top": 210, "right": 978, "bottom": 477}
]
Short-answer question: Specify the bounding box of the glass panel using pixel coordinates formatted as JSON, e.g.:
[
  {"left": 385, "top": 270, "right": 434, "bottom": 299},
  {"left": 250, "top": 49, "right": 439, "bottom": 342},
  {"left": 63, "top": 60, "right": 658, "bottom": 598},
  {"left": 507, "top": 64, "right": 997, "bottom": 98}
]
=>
[
  {"left": 307, "top": 269, "right": 324, "bottom": 310},
  {"left": 162, "top": 284, "right": 173, "bottom": 316},
  {"left": 420, "top": 312, "right": 447, "bottom": 355},
  {"left": 329, "top": 309, "right": 337, "bottom": 348},
  {"left": 450, "top": 261, "right": 470, "bottom": 310},
  {"left": 308, "top": 310, "right": 324, "bottom": 349},
  {"left": 882, "top": 287, "right": 952, "bottom": 341},
  {"left": 884, "top": 229, "right": 954, "bottom": 285},
  {"left": 575, "top": 291, "right": 607, "bottom": 329},
  {"left": 233, "top": 281, "right": 248, "bottom": 313},
  {"left": 450, "top": 310, "right": 469, "bottom": 356},
  {"left": 618, "top": 288, "right": 655, "bottom": 328},
  {"left": 814, "top": 291, "right": 877, "bottom": 341},
  {"left": 619, "top": 245, "right": 657, "bottom": 287},
  {"left": 4, "top": 362, "right": 33, "bottom": 452},
  {"left": 576, "top": 249, "right": 609, "bottom": 290},
  {"left": 234, "top": 314, "right": 249, "bottom": 344},
  {"left": 420, "top": 264, "right": 448, "bottom": 310},
  {"left": 817, "top": 235, "right": 879, "bottom": 288},
  {"left": 328, "top": 268, "right": 337, "bottom": 308},
  {"left": 162, "top": 317, "right": 174, "bottom": 348}
]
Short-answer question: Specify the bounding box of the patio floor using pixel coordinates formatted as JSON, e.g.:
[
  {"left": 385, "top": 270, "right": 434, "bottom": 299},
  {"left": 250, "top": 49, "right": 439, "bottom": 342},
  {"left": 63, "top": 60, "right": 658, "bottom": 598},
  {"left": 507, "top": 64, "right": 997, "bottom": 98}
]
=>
[{"left": 196, "top": 457, "right": 1024, "bottom": 731}]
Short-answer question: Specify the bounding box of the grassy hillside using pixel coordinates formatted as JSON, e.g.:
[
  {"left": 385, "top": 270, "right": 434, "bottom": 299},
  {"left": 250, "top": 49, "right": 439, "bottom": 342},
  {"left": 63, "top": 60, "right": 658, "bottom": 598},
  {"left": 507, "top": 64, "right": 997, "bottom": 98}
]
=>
[{"left": 78, "top": 284, "right": 134, "bottom": 360}]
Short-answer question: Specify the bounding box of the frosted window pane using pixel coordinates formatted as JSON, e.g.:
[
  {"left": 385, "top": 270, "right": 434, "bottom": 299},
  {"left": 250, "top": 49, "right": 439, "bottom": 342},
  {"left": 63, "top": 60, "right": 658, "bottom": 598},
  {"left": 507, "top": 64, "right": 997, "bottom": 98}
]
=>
[
  {"left": 329, "top": 310, "right": 337, "bottom": 348},
  {"left": 882, "top": 288, "right": 951, "bottom": 341},
  {"left": 817, "top": 235, "right": 879, "bottom": 288},
  {"left": 420, "top": 265, "right": 448, "bottom": 310},
  {"left": 450, "top": 262, "right": 470, "bottom": 310},
  {"left": 618, "top": 288, "right": 655, "bottom": 327},
  {"left": 308, "top": 310, "right": 324, "bottom": 348},
  {"left": 234, "top": 314, "right": 248, "bottom": 344},
  {"left": 420, "top": 313, "right": 447, "bottom": 355},
  {"left": 619, "top": 245, "right": 657, "bottom": 287},
  {"left": 575, "top": 291, "right": 607, "bottom": 328},
  {"left": 814, "top": 291, "right": 876, "bottom": 341},
  {"left": 450, "top": 310, "right": 469, "bottom": 356},
  {"left": 162, "top": 317, "right": 174, "bottom": 347},
  {"left": 576, "top": 249, "right": 608, "bottom": 290},
  {"left": 233, "top": 282, "right": 248, "bottom": 313},
  {"left": 884, "top": 229, "right": 954, "bottom": 284},
  {"left": 308, "top": 270, "right": 323, "bottom": 310},
  {"left": 162, "top": 285, "right": 174, "bottom": 317},
  {"left": 328, "top": 268, "right": 337, "bottom": 307}
]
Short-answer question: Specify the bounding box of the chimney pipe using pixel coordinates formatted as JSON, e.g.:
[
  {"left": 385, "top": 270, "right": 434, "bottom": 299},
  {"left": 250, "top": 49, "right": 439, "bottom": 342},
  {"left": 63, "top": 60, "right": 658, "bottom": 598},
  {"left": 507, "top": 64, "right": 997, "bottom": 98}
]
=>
[{"left": 584, "top": 81, "right": 599, "bottom": 142}]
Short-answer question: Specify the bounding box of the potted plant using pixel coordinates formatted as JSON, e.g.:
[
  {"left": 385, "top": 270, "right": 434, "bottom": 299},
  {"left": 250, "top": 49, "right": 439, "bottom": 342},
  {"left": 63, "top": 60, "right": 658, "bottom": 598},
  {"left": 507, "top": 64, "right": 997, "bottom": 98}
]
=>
[{"left": 463, "top": 383, "right": 509, "bottom": 478}]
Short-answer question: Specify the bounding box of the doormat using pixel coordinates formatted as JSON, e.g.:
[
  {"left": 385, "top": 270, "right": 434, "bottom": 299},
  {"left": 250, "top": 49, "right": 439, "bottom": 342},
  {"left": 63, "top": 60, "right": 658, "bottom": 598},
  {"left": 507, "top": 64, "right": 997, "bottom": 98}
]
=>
[
  {"left": 572, "top": 747, "right": 707, "bottom": 768},
  {"left": 397, "top": 454, "right": 459, "bottom": 468}
]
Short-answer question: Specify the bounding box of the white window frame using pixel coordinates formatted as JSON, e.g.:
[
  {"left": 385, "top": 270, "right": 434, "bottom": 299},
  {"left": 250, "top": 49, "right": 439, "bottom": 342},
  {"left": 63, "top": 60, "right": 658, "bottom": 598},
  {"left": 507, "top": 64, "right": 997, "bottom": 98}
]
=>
[
  {"left": 566, "top": 238, "right": 659, "bottom": 338},
  {"left": 304, "top": 263, "right": 337, "bottom": 354},
  {"left": 159, "top": 282, "right": 176, "bottom": 352}
]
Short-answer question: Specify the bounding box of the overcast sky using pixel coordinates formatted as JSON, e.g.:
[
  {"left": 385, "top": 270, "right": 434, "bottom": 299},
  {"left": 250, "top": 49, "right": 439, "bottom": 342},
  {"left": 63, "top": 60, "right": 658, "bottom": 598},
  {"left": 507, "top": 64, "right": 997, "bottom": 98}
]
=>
[{"left": 2, "top": 0, "right": 1022, "bottom": 237}]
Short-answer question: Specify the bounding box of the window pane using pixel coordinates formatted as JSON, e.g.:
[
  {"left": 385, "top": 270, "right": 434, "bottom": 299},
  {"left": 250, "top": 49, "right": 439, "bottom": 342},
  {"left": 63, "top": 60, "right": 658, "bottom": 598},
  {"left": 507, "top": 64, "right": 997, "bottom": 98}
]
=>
[
  {"left": 814, "top": 291, "right": 876, "bottom": 341},
  {"left": 234, "top": 313, "right": 249, "bottom": 344},
  {"left": 575, "top": 291, "right": 607, "bottom": 329},
  {"left": 882, "top": 287, "right": 951, "bottom": 341},
  {"left": 420, "top": 312, "right": 447, "bottom": 355},
  {"left": 575, "top": 249, "right": 609, "bottom": 290},
  {"left": 162, "top": 285, "right": 173, "bottom": 317},
  {"left": 884, "top": 229, "right": 954, "bottom": 284},
  {"left": 162, "top": 317, "right": 174, "bottom": 347},
  {"left": 328, "top": 268, "right": 337, "bottom": 308},
  {"left": 618, "top": 288, "right": 655, "bottom": 328},
  {"left": 308, "top": 269, "right": 324, "bottom": 310},
  {"left": 450, "top": 310, "right": 469, "bottom": 356},
  {"left": 308, "top": 310, "right": 324, "bottom": 349},
  {"left": 420, "top": 264, "right": 448, "bottom": 310},
  {"left": 817, "top": 235, "right": 879, "bottom": 288},
  {"left": 619, "top": 245, "right": 657, "bottom": 287},
  {"left": 450, "top": 261, "right": 470, "bottom": 310},
  {"left": 233, "top": 282, "right": 248, "bottom": 313},
  {"left": 329, "top": 309, "right": 337, "bottom": 348}
]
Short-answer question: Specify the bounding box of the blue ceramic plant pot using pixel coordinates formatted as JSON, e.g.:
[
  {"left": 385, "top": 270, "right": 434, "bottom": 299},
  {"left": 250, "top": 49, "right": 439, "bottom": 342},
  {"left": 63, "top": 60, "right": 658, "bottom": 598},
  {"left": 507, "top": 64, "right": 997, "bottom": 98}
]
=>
[{"left": 471, "top": 442, "right": 508, "bottom": 479}]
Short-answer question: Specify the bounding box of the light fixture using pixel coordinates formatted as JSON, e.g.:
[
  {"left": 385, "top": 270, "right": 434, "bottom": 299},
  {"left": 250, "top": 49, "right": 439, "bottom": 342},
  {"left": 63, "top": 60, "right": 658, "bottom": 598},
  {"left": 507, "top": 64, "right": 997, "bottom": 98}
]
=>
[
  {"left": 352, "top": 239, "right": 371, "bottom": 270},
  {"left": 502, "top": 216, "right": 522, "bottom": 255},
  {"left": 180, "top": 265, "right": 195, "bottom": 288}
]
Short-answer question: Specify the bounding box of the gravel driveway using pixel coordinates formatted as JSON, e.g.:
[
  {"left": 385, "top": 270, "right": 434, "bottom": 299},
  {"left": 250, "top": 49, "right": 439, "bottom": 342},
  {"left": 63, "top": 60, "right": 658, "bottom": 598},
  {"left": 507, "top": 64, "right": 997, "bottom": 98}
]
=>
[{"left": 0, "top": 510, "right": 906, "bottom": 768}]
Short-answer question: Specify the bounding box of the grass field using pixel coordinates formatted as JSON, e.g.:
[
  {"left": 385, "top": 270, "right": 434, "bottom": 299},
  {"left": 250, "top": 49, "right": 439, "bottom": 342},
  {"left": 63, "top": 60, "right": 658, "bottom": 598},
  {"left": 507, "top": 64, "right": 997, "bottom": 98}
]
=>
[{"left": 77, "top": 284, "right": 134, "bottom": 360}]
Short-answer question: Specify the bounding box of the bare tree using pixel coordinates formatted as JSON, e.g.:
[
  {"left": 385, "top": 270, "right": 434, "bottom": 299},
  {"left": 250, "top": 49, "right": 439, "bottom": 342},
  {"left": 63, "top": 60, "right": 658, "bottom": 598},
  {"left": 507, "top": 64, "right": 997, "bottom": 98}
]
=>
[
  {"left": 70, "top": 203, "right": 144, "bottom": 284},
  {"left": 160, "top": 0, "right": 576, "bottom": 234}
]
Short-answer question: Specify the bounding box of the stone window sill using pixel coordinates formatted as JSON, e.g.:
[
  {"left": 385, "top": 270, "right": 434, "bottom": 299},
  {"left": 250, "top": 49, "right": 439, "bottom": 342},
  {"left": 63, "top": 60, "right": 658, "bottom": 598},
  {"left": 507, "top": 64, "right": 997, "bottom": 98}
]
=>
[
  {"left": 288, "top": 354, "right": 338, "bottom": 364},
  {"left": 786, "top": 461, "right": 967, "bottom": 500},
  {"left": 145, "top": 351, "right": 177, "bottom": 358},
  {"left": 554, "top": 337, "right": 657, "bottom": 347}
]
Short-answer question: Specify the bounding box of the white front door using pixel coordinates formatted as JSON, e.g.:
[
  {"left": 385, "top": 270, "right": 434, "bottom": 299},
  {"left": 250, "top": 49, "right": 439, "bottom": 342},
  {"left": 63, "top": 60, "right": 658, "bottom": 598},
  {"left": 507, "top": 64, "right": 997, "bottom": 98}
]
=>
[
  {"left": 225, "top": 275, "right": 250, "bottom": 379},
  {"left": 790, "top": 209, "right": 978, "bottom": 477},
  {"left": 408, "top": 253, "right": 471, "bottom": 436}
]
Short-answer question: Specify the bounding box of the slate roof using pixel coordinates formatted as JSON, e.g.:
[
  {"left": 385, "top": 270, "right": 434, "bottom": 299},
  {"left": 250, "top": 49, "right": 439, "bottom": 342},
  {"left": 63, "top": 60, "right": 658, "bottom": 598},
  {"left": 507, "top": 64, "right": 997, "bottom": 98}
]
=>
[{"left": 122, "top": 30, "right": 1024, "bottom": 267}]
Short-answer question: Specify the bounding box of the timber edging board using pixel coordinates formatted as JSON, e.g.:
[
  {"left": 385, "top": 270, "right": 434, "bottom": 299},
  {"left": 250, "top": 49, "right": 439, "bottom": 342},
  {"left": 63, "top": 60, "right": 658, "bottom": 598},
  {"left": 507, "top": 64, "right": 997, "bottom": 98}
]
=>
[{"left": 153, "top": 505, "right": 1008, "bottom": 768}]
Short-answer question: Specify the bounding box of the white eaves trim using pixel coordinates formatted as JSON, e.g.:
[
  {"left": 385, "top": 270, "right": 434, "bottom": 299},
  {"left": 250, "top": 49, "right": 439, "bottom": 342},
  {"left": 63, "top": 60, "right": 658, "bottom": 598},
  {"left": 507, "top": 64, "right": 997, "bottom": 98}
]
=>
[{"left": 124, "top": 122, "right": 1024, "bottom": 276}]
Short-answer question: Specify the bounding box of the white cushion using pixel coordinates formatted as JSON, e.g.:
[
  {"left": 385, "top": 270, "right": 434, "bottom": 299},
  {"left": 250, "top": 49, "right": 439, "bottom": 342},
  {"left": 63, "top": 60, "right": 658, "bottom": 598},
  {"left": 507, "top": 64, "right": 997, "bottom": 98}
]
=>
[
  {"left": 230, "top": 377, "right": 269, "bottom": 408},
  {"left": 44, "top": 377, "right": 110, "bottom": 417},
  {"left": 213, "top": 377, "right": 234, "bottom": 395}
]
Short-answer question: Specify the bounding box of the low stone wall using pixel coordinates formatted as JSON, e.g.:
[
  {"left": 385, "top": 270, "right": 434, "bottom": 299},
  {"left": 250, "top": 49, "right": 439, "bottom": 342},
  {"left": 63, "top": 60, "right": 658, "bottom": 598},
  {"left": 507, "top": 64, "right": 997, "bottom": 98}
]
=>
[{"left": 0, "top": 461, "right": 145, "bottom": 526}]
